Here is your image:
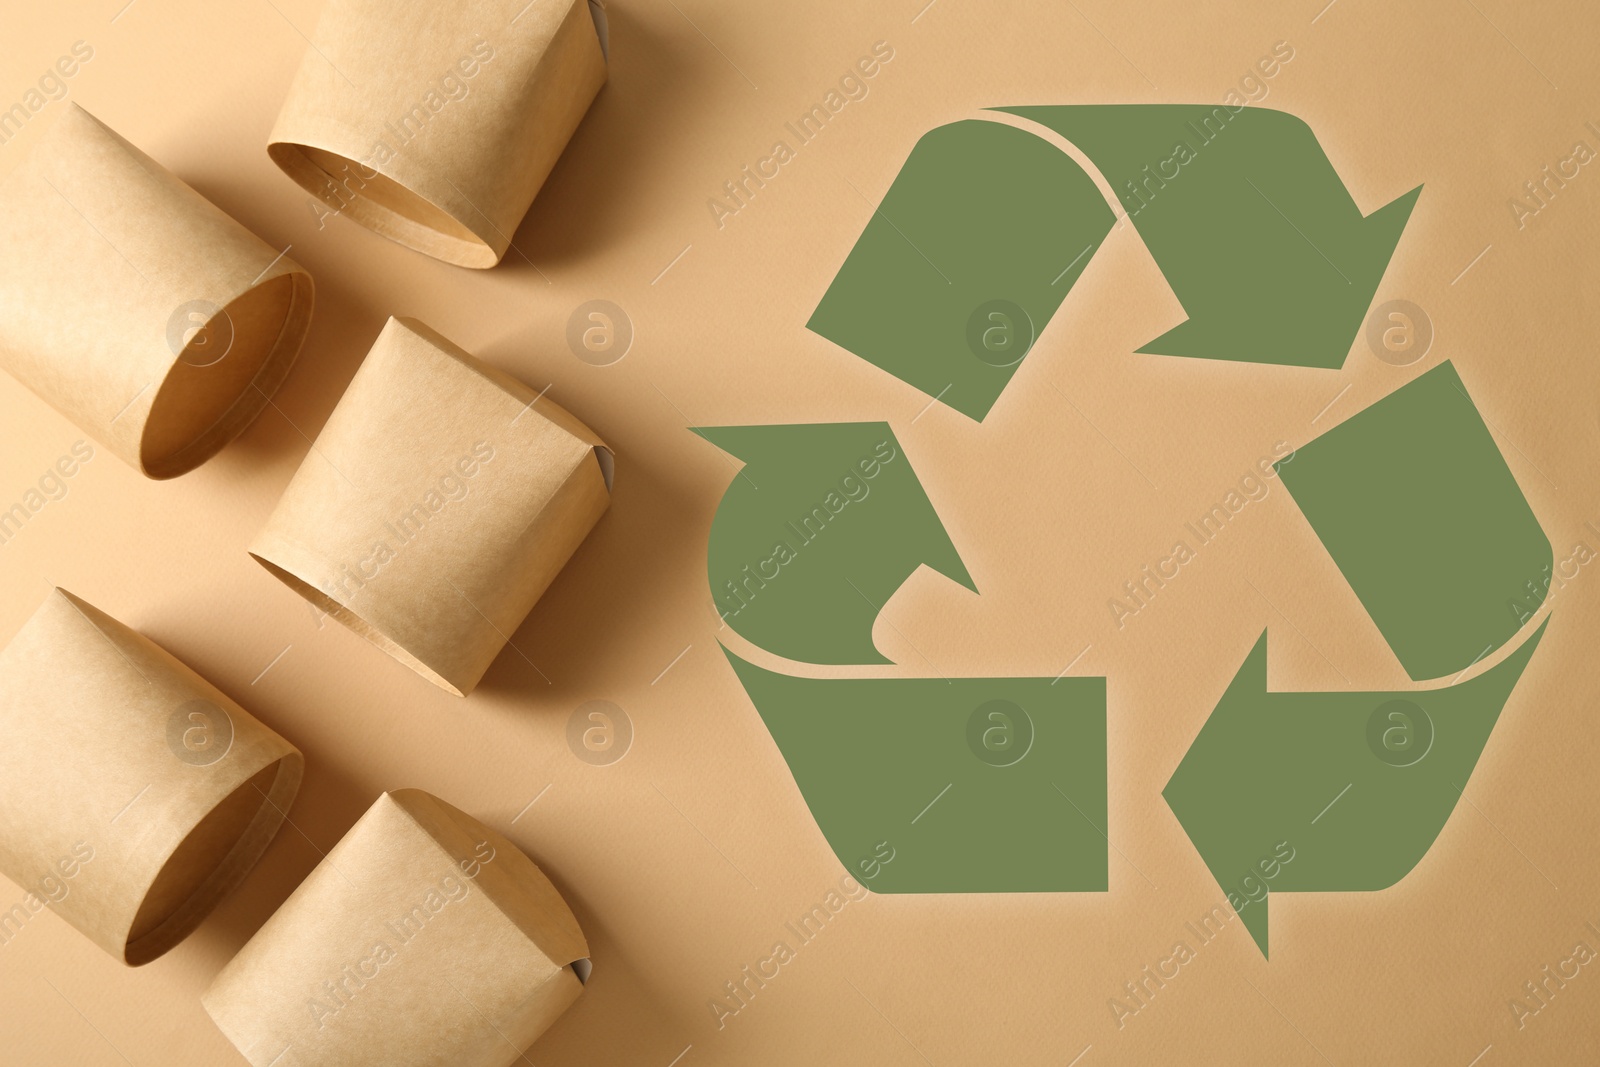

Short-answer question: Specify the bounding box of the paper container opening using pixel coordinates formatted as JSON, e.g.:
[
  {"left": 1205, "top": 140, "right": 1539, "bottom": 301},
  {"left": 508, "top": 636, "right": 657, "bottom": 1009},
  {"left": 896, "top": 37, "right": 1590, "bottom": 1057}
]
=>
[
  {"left": 126, "top": 753, "right": 302, "bottom": 965},
  {"left": 265, "top": 0, "right": 607, "bottom": 268},
  {"left": 0, "top": 589, "right": 305, "bottom": 965},
  {"left": 0, "top": 104, "right": 316, "bottom": 479},
  {"left": 142, "top": 270, "right": 316, "bottom": 479},
  {"left": 248, "top": 551, "right": 470, "bottom": 695},
  {"left": 203, "top": 789, "right": 590, "bottom": 1067},
  {"left": 250, "top": 317, "right": 612, "bottom": 696},
  {"left": 268, "top": 142, "right": 498, "bottom": 267}
]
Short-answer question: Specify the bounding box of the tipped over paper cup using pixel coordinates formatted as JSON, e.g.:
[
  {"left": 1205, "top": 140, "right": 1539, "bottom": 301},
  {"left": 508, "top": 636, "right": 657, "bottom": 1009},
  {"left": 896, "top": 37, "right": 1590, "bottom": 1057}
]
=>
[
  {"left": 267, "top": 0, "right": 607, "bottom": 268},
  {"left": 0, "top": 589, "right": 304, "bottom": 965},
  {"left": 202, "top": 789, "right": 590, "bottom": 1067},
  {"left": 0, "top": 104, "right": 314, "bottom": 479},
  {"left": 251, "top": 317, "right": 613, "bottom": 695}
]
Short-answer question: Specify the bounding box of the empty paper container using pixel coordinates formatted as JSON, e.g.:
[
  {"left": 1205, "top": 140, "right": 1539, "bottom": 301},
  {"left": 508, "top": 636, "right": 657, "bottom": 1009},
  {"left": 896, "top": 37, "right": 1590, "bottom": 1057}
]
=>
[
  {"left": 250, "top": 317, "right": 613, "bottom": 695},
  {"left": 0, "top": 104, "right": 315, "bottom": 479},
  {"left": 203, "top": 789, "right": 590, "bottom": 1067},
  {"left": 0, "top": 589, "right": 304, "bottom": 965},
  {"left": 267, "top": 0, "right": 608, "bottom": 267}
]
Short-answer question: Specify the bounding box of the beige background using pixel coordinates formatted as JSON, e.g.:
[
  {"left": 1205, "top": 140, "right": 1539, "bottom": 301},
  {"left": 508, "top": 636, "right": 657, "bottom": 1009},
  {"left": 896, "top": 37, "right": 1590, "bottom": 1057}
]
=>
[{"left": 1, "top": 0, "right": 1597, "bottom": 1063}]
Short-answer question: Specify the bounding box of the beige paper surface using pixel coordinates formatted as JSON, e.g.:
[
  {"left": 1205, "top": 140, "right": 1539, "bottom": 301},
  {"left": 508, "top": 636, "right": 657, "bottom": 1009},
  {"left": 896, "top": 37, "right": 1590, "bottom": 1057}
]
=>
[
  {"left": 0, "top": 103, "right": 314, "bottom": 479},
  {"left": 202, "top": 789, "right": 589, "bottom": 1067},
  {"left": 5, "top": 2, "right": 1600, "bottom": 1064},
  {"left": 0, "top": 589, "right": 303, "bottom": 966},
  {"left": 251, "top": 316, "right": 612, "bottom": 696},
  {"left": 267, "top": 0, "right": 607, "bottom": 268}
]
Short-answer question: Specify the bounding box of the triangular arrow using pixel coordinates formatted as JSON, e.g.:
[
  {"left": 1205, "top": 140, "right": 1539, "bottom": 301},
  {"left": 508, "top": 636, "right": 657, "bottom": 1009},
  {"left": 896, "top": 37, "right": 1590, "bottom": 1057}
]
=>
[
  {"left": 1163, "top": 618, "right": 1547, "bottom": 958},
  {"left": 1000, "top": 104, "right": 1421, "bottom": 368},
  {"left": 696, "top": 423, "right": 974, "bottom": 665}
]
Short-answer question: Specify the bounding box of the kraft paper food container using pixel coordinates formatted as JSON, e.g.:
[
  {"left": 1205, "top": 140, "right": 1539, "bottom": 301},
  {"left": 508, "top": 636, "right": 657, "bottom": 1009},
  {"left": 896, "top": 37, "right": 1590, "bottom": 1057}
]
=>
[
  {"left": 250, "top": 316, "right": 613, "bottom": 696},
  {"left": 202, "top": 789, "right": 590, "bottom": 1067},
  {"left": 0, "top": 589, "right": 304, "bottom": 966},
  {"left": 0, "top": 104, "right": 315, "bottom": 479},
  {"left": 266, "top": 0, "right": 608, "bottom": 268}
]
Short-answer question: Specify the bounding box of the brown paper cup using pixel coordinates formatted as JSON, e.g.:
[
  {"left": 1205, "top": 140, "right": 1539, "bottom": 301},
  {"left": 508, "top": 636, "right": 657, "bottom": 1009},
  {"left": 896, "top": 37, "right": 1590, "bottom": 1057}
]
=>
[
  {"left": 0, "top": 104, "right": 315, "bottom": 479},
  {"left": 202, "top": 789, "right": 590, "bottom": 1067},
  {"left": 267, "top": 0, "right": 607, "bottom": 268},
  {"left": 250, "top": 316, "right": 612, "bottom": 696},
  {"left": 0, "top": 589, "right": 304, "bottom": 965}
]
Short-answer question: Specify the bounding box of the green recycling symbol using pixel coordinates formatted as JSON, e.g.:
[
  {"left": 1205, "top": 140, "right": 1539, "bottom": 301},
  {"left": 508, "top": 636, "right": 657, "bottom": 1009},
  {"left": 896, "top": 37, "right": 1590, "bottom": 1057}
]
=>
[{"left": 700, "top": 105, "right": 1551, "bottom": 958}]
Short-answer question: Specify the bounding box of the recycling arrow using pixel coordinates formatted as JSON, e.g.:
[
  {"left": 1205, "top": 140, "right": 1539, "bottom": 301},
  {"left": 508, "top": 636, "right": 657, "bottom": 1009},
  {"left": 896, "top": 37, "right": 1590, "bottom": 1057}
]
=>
[
  {"left": 808, "top": 106, "right": 1423, "bottom": 423},
  {"left": 1164, "top": 360, "right": 1551, "bottom": 957},
  {"left": 723, "top": 105, "right": 1549, "bottom": 955},
  {"left": 1163, "top": 618, "right": 1546, "bottom": 958},
  {"left": 695, "top": 422, "right": 974, "bottom": 665},
  {"left": 699, "top": 422, "right": 1108, "bottom": 892},
  {"left": 1277, "top": 361, "right": 1552, "bottom": 681},
  {"left": 723, "top": 646, "right": 1107, "bottom": 892},
  {"left": 807, "top": 119, "right": 1115, "bottom": 421},
  {"left": 1000, "top": 104, "right": 1421, "bottom": 368}
]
